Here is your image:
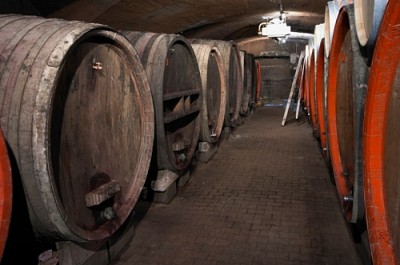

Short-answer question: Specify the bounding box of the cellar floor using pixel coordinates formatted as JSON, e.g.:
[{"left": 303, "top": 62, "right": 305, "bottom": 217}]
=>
[{"left": 111, "top": 107, "right": 365, "bottom": 265}]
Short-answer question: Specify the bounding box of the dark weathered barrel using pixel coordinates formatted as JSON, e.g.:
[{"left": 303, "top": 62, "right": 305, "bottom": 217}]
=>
[
  {"left": 363, "top": 0, "right": 400, "bottom": 264},
  {"left": 0, "top": 15, "right": 154, "bottom": 242},
  {"left": 190, "top": 43, "right": 227, "bottom": 145},
  {"left": 255, "top": 60, "right": 261, "bottom": 104},
  {"left": 327, "top": 5, "right": 368, "bottom": 223},
  {"left": 241, "top": 53, "right": 254, "bottom": 116},
  {"left": 214, "top": 41, "right": 243, "bottom": 127},
  {"left": 316, "top": 39, "right": 328, "bottom": 159},
  {"left": 238, "top": 50, "right": 247, "bottom": 116},
  {"left": 122, "top": 31, "right": 201, "bottom": 173},
  {"left": 354, "top": 0, "right": 387, "bottom": 48},
  {"left": 0, "top": 129, "right": 11, "bottom": 260}
]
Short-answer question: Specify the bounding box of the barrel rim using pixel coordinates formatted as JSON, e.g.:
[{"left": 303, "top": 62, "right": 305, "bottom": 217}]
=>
[
  {"left": 0, "top": 129, "right": 12, "bottom": 259},
  {"left": 324, "top": 1, "right": 340, "bottom": 58},
  {"left": 327, "top": 6, "right": 352, "bottom": 219},
  {"left": 308, "top": 49, "right": 317, "bottom": 132},
  {"left": 354, "top": 0, "right": 388, "bottom": 47},
  {"left": 316, "top": 38, "right": 328, "bottom": 158},
  {"left": 363, "top": 0, "right": 399, "bottom": 263}
]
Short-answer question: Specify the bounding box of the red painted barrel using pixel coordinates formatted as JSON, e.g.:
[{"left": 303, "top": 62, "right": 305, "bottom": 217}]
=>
[
  {"left": 122, "top": 31, "right": 201, "bottom": 173},
  {"left": 316, "top": 39, "right": 328, "bottom": 159},
  {"left": 0, "top": 15, "right": 154, "bottom": 242},
  {"left": 327, "top": 6, "right": 368, "bottom": 223},
  {"left": 190, "top": 43, "right": 227, "bottom": 144},
  {"left": 0, "top": 129, "right": 11, "bottom": 260},
  {"left": 363, "top": 0, "right": 400, "bottom": 264},
  {"left": 308, "top": 50, "right": 317, "bottom": 134}
]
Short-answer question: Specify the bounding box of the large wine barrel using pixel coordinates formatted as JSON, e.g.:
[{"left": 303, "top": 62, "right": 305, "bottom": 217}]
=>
[
  {"left": 214, "top": 41, "right": 243, "bottom": 127},
  {"left": 327, "top": 5, "right": 368, "bottom": 223},
  {"left": 0, "top": 129, "right": 11, "bottom": 260},
  {"left": 255, "top": 60, "right": 262, "bottom": 104},
  {"left": 250, "top": 54, "right": 257, "bottom": 109},
  {"left": 325, "top": 1, "right": 340, "bottom": 57},
  {"left": 316, "top": 39, "right": 328, "bottom": 159},
  {"left": 354, "top": 0, "right": 388, "bottom": 48},
  {"left": 0, "top": 15, "right": 154, "bottom": 242},
  {"left": 363, "top": 0, "right": 400, "bottom": 264},
  {"left": 122, "top": 31, "right": 201, "bottom": 173},
  {"left": 308, "top": 50, "right": 318, "bottom": 135},
  {"left": 314, "top": 23, "right": 325, "bottom": 61},
  {"left": 190, "top": 43, "right": 227, "bottom": 145},
  {"left": 240, "top": 52, "right": 254, "bottom": 116}
]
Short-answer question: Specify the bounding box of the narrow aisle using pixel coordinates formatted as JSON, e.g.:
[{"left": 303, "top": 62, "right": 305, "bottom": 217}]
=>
[{"left": 113, "top": 107, "right": 363, "bottom": 265}]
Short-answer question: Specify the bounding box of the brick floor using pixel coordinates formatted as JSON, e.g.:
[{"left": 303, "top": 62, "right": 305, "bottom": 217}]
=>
[{"left": 111, "top": 107, "right": 363, "bottom": 265}]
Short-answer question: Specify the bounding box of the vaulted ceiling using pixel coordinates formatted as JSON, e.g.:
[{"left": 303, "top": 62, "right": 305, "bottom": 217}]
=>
[{"left": 0, "top": 0, "right": 326, "bottom": 40}]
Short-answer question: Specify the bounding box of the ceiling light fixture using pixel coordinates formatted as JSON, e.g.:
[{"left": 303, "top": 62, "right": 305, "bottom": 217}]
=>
[{"left": 258, "top": 1, "right": 291, "bottom": 38}]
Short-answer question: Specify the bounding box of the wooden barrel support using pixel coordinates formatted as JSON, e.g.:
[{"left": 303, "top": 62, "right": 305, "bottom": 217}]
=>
[
  {"left": 363, "top": 0, "right": 400, "bottom": 263},
  {"left": 122, "top": 32, "right": 202, "bottom": 174},
  {"left": 327, "top": 5, "right": 368, "bottom": 223},
  {"left": 0, "top": 15, "right": 154, "bottom": 242},
  {"left": 0, "top": 129, "right": 11, "bottom": 261},
  {"left": 190, "top": 43, "right": 227, "bottom": 146}
]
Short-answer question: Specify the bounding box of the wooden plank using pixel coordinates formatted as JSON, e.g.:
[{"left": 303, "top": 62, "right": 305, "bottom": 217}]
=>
[{"left": 85, "top": 180, "right": 121, "bottom": 207}]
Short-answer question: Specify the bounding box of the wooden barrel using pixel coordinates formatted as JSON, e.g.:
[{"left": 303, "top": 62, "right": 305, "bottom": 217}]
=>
[
  {"left": 314, "top": 23, "right": 325, "bottom": 61},
  {"left": 363, "top": 0, "right": 400, "bottom": 263},
  {"left": 255, "top": 60, "right": 262, "bottom": 103},
  {"left": 316, "top": 39, "right": 328, "bottom": 159},
  {"left": 0, "top": 15, "right": 154, "bottom": 242},
  {"left": 122, "top": 31, "right": 201, "bottom": 173},
  {"left": 238, "top": 50, "right": 247, "bottom": 116},
  {"left": 190, "top": 43, "right": 227, "bottom": 144},
  {"left": 354, "top": 0, "right": 387, "bottom": 48},
  {"left": 214, "top": 41, "right": 243, "bottom": 127},
  {"left": 308, "top": 50, "right": 318, "bottom": 134},
  {"left": 324, "top": 1, "right": 340, "bottom": 57},
  {"left": 240, "top": 53, "right": 254, "bottom": 116},
  {"left": 250, "top": 54, "right": 257, "bottom": 109},
  {"left": 327, "top": 5, "right": 368, "bottom": 223},
  {"left": 0, "top": 129, "right": 11, "bottom": 260}
]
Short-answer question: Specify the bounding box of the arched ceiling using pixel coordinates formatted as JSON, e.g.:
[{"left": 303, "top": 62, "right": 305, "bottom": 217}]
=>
[{"left": 0, "top": 0, "right": 325, "bottom": 40}]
